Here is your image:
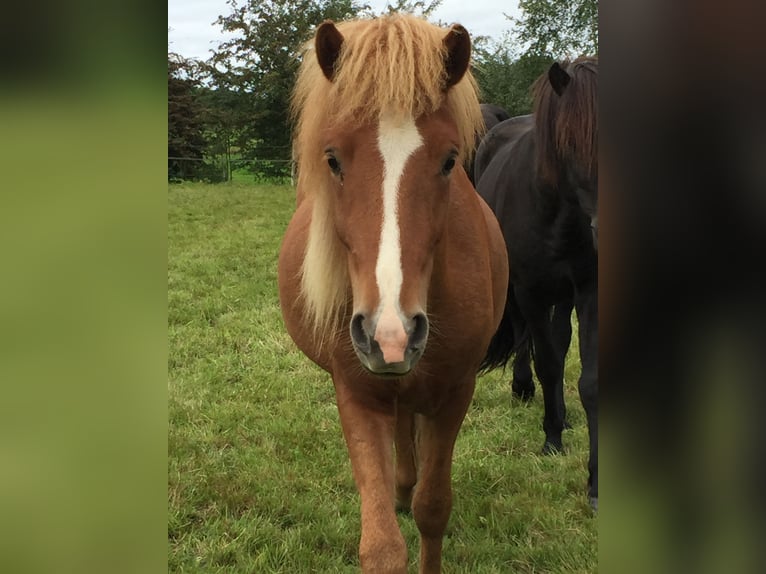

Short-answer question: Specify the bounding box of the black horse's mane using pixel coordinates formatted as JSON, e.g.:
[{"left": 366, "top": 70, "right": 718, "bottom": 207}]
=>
[{"left": 533, "top": 56, "right": 598, "bottom": 187}]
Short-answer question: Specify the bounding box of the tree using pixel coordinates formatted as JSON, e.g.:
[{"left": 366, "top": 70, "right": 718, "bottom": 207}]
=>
[
  {"left": 211, "top": 0, "right": 368, "bottom": 177},
  {"left": 197, "top": 86, "right": 242, "bottom": 182},
  {"left": 380, "top": 0, "right": 442, "bottom": 17},
  {"left": 168, "top": 54, "right": 209, "bottom": 181},
  {"left": 472, "top": 34, "right": 553, "bottom": 116},
  {"left": 512, "top": 0, "right": 597, "bottom": 58},
  {"left": 471, "top": 0, "right": 596, "bottom": 114},
  {"left": 472, "top": 35, "right": 553, "bottom": 116},
  {"left": 168, "top": 54, "right": 231, "bottom": 182}
]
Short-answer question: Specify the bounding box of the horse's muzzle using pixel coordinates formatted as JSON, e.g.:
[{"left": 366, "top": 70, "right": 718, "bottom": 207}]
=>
[{"left": 350, "top": 312, "right": 428, "bottom": 376}]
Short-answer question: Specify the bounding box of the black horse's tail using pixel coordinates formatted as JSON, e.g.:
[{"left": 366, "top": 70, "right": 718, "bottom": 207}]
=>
[{"left": 478, "top": 286, "right": 530, "bottom": 374}]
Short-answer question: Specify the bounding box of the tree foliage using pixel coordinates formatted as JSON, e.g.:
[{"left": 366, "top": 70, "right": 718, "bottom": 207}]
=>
[
  {"left": 380, "top": 0, "right": 442, "bottom": 17},
  {"left": 472, "top": 36, "right": 553, "bottom": 116},
  {"left": 168, "top": 54, "right": 236, "bottom": 182},
  {"left": 168, "top": 54, "right": 203, "bottom": 162},
  {"left": 512, "top": 0, "right": 598, "bottom": 58},
  {"left": 472, "top": 0, "right": 596, "bottom": 114},
  {"left": 210, "top": 0, "right": 367, "bottom": 176},
  {"left": 168, "top": 54, "right": 218, "bottom": 181}
]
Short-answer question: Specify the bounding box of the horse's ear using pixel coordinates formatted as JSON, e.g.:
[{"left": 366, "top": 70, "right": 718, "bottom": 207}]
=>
[
  {"left": 315, "top": 20, "right": 344, "bottom": 81},
  {"left": 443, "top": 24, "right": 471, "bottom": 89},
  {"left": 548, "top": 62, "right": 571, "bottom": 96}
]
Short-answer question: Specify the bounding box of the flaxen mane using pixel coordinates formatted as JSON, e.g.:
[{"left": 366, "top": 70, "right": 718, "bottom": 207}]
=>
[
  {"left": 533, "top": 56, "right": 598, "bottom": 187},
  {"left": 290, "top": 14, "right": 484, "bottom": 348}
]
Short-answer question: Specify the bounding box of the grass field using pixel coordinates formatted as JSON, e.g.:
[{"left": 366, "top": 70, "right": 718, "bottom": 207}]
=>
[{"left": 168, "top": 182, "right": 597, "bottom": 573}]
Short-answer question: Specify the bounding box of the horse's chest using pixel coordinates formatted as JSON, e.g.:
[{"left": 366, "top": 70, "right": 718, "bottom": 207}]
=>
[{"left": 395, "top": 375, "right": 466, "bottom": 415}]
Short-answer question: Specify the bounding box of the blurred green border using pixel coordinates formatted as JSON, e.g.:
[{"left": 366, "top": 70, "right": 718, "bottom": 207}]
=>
[{"left": 0, "top": 5, "right": 168, "bottom": 572}]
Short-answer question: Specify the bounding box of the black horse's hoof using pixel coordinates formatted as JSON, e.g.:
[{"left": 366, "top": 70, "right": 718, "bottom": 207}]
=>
[
  {"left": 512, "top": 385, "right": 535, "bottom": 402},
  {"left": 541, "top": 440, "right": 563, "bottom": 455},
  {"left": 589, "top": 496, "right": 598, "bottom": 512}
]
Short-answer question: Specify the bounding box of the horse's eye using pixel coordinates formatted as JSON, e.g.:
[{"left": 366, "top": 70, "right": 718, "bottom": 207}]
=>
[
  {"left": 327, "top": 156, "right": 341, "bottom": 174},
  {"left": 442, "top": 156, "right": 457, "bottom": 175}
]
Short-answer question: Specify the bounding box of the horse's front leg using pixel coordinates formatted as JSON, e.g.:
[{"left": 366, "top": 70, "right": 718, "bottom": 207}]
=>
[
  {"left": 395, "top": 403, "right": 417, "bottom": 512},
  {"left": 517, "top": 287, "right": 566, "bottom": 453},
  {"left": 412, "top": 381, "right": 474, "bottom": 574},
  {"left": 333, "top": 376, "right": 407, "bottom": 573}
]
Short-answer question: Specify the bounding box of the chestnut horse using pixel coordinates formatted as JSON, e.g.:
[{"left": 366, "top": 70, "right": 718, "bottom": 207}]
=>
[{"left": 278, "top": 14, "right": 508, "bottom": 573}]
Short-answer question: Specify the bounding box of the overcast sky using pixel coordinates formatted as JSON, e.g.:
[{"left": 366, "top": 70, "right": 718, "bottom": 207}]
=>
[{"left": 168, "top": 0, "right": 520, "bottom": 61}]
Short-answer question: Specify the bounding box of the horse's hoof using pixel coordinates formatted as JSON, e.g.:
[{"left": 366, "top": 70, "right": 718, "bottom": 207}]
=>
[
  {"left": 541, "top": 441, "right": 563, "bottom": 455},
  {"left": 589, "top": 496, "right": 598, "bottom": 512},
  {"left": 512, "top": 386, "right": 535, "bottom": 402}
]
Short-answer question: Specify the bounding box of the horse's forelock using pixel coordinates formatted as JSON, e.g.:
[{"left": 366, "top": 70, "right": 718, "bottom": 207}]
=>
[
  {"left": 292, "top": 14, "right": 483, "bottom": 196},
  {"left": 534, "top": 57, "right": 598, "bottom": 186}
]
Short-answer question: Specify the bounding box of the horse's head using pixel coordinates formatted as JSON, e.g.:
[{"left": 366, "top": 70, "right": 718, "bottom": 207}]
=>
[
  {"left": 540, "top": 58, "right": 598, "bottom": 248},
  {"left": 304, "top": 19, "right": 476, "bottom": 376}
]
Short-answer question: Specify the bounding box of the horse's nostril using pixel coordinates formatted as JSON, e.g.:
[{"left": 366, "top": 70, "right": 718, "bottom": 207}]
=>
[
  {"left": 409, "top": 313, "right": 429, "bottom": 351},
  {"left": 350, "top": 313, "right": 371, "bottom": 353}
]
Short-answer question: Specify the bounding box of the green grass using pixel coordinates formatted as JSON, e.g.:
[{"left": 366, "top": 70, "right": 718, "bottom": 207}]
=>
[{"left": 168, "top": 182, "right": 596, "bottom": 573}]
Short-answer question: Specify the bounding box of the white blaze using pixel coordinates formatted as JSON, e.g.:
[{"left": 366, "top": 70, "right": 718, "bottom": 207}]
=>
[{"left": 374, "top": 112, "right": 423, "bottom": 364}]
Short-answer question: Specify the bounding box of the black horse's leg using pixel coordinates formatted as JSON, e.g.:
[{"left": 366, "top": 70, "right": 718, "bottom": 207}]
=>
[
  {"left": 575, "top": 286, "right": 598, "bottom": 511},
  {"left": 551, "top": 298, "right": 574, "bottom": 428},
  {"left": 516, "top": 287, "right": 566, "bottom": 454},
  {"left": 512, "top": 337, "right": 534, "bottom": 400},
  {"left": 510, "top": 293, "right": 534, "bottom": 399}
]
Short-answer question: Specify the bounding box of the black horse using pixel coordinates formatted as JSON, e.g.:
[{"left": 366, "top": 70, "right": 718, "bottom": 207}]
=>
[
  {"left": 467, "top": 103, "right": 511, "bottom": 185},
  {"left": 481, "top": 102, "right": 511, "bottom": 129},
  {"left": 475, "top": 116, "right": 572, "bottom": 406},
  {"left": 477, "top": 58, "right": 598, "bottom": 510},
  {"left": 473, "top": 114, "right": 532, "bottom": 187}
]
